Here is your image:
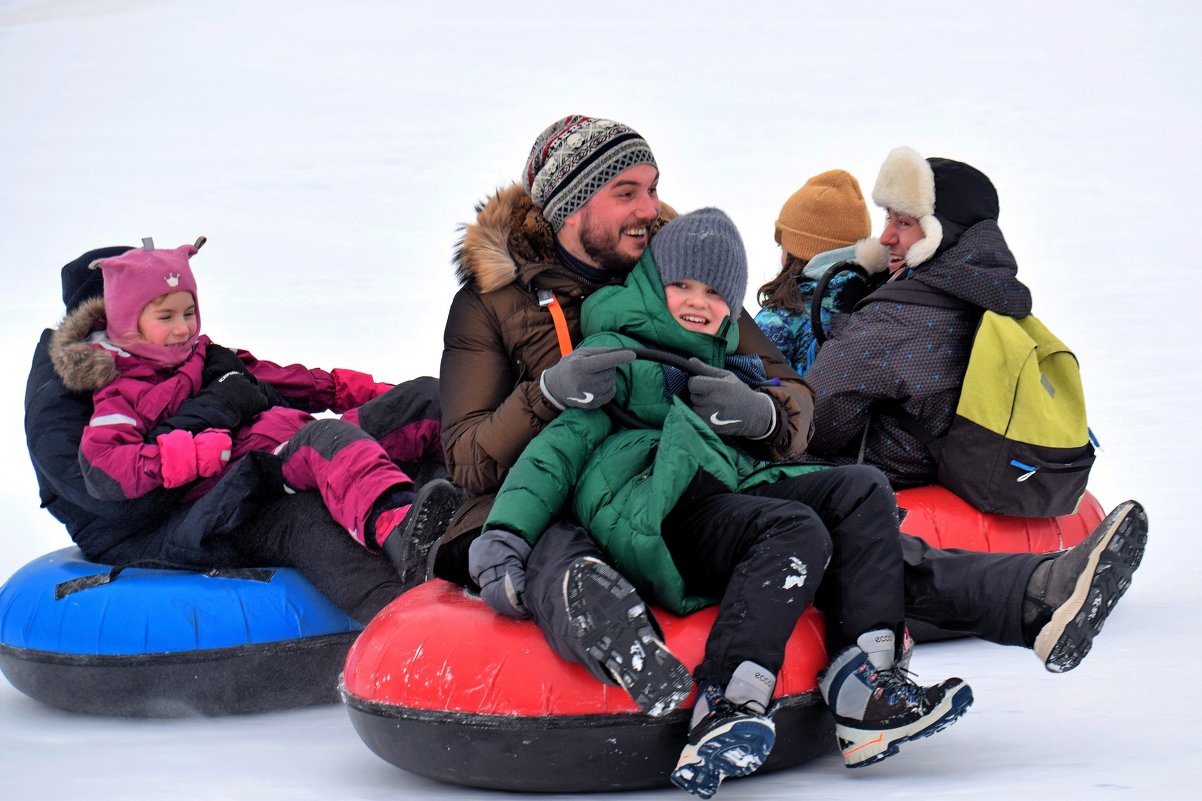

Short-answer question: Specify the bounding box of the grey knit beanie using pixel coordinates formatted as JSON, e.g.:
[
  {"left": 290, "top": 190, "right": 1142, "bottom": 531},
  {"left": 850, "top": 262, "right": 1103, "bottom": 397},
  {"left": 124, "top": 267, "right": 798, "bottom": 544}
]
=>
[
  {"left": 650, "top": 207, "right": 748, "bottom": 316},
  {"left": 524, "top": 115, "right": 657, "bottom": 231}
]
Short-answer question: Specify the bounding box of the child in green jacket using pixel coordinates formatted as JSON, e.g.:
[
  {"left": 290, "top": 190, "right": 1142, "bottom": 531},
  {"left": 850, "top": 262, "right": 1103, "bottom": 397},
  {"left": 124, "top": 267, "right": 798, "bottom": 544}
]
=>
[{"left": 471, "top": 208, "right": 972, "bottom": 798}]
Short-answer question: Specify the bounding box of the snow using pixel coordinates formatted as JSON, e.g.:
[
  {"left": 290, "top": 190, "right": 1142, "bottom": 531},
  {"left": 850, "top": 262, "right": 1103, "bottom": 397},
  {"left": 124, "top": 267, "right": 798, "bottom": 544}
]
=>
[{"left": 1, "top": 0, "right": 1198, "bottom": 798}]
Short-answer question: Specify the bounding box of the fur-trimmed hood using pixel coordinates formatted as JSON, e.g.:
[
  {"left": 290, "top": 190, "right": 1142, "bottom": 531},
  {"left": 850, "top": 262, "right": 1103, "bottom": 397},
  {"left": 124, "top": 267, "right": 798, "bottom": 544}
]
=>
[
  {"left": 48, "top": 297, "right": 121, "bottom": 393},
  {"left": 453, "top": 182, "right": 675, "bottom": 294}
]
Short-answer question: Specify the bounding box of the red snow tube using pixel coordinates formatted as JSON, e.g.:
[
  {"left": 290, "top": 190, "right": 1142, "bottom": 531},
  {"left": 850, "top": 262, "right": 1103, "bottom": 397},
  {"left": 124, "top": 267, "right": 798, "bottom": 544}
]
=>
[{"left": 340, "top": 486, "right": 1105, "bottom": 792}]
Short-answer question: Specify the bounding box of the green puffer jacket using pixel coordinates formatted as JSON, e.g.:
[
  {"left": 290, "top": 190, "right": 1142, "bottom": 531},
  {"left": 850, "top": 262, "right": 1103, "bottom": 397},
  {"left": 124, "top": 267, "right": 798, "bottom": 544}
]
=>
[{"left": 484, "top": 249, "right": 822, "bottom": 614}]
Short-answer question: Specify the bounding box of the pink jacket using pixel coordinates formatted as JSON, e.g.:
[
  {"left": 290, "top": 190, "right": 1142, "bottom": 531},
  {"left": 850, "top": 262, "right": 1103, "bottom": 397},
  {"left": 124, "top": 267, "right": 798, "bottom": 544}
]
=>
[{"left": 50, "top": 297, "right": 391, "bottom": 502}]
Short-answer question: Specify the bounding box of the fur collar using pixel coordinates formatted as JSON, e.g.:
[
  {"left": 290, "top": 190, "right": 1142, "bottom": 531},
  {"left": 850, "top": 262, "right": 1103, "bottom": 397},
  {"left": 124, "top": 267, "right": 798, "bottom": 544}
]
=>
[
  {"left": 454, "top": 184, "right": 557, "bottom": 294},
  {"left": 49, "top": 297, "right": 119, "bottom": 392},
  {"left": 453, "top": 182, "right": 676, "bottom": 294}
]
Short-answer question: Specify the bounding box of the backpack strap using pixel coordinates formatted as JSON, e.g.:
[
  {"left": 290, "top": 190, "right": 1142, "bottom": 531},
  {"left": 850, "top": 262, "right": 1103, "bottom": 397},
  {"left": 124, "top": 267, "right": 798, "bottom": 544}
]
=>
[
  {"left": 537, "top": 289, "right": 574, "bottom": 357},
  {"left": 854, "top": 403, "right": 938, "bottom": 467},
  {"left": 810, "top": 261, "right": 868, "bottom": 345},
  {"left": 853, "top": 278, "right": 979, "bottom": 313}
]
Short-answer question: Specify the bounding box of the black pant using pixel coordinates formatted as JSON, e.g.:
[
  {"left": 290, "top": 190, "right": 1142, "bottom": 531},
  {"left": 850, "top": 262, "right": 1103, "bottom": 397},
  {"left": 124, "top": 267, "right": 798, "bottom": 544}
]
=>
[
  {"left": 900, "top": 530, "right": 1041, "bottom": 647},
  {"left": 229, "top": 491, "right": 407, "bottom": 625},
  {"left": 524, "top": 465, "right": 909, "bottom": 688},
  {"left": 734, "top": 466, "right": 908, "bottom": 653},
  {"left": 98, "top": 490, "right": 406, "bottom": 626},
  {"left": 661, "top": 471, "right": 833, "bottom": 686},
  {"left": 519, "top": 464, "right": 1042, "bottom": 683}
]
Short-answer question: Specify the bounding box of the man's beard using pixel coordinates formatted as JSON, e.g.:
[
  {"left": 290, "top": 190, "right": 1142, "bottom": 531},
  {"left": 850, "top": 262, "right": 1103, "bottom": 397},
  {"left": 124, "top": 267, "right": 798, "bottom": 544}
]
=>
[{"left": 578, "top": 210, "right": 641, "bottom": 274}]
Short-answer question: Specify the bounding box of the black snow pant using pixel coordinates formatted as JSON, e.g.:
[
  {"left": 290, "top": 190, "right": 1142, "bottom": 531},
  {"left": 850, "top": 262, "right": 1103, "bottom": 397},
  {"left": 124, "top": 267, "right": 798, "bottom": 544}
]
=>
[
  {"left": 229, "top": 491, "right": 407, "bottom": 625},
  {"left": 659, "top": 470, "right": 834, "bottom": 688},
  {"left": 97, "top": 489, "right": 408, "bottom": 626},
  {"left": 737, "top": 466, "right": 910, "bottom": 652},
  {"left": 519, "top": 464, "right": 1044, "bottom": 683},
  {"left": 523, "top": 464, "right": 910, "bottom": 688},
  {"left": 900, "top": 529, "right": 1043, "bottom": 647}
]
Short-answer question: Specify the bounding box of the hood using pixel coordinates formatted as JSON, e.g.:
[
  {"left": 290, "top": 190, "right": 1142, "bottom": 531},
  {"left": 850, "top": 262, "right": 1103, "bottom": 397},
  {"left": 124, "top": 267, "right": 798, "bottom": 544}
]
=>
[
  {"left": 49, "top": 296, "right": 210, "bottom": 393},
  {"left": 581, "top": 247, "right": 738, "bottom": 366},
  {"left": 453, "top": 182, "right": 676, "bottom": 295},
  {"left": 61, "top": 245, "right": 134, "bottom": 314},
  {"left": 802, "top": 241, "right": 889, "bottom": 281},
  {"left": 908, "top": 219, "right": 1032, "bottom": 315},
  {"left": 48, "top": 297, "right": 120, "bottom": 392}
]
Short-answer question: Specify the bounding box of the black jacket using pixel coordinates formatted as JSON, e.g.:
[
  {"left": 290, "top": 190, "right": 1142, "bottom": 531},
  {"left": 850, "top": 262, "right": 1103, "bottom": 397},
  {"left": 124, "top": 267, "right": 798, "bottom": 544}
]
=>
[
  {"left": 25, "top": 248, "right": 284, "bottom": 566},
  {"left": 804, "top": 221, "right": 1032, "bottom": 487}
]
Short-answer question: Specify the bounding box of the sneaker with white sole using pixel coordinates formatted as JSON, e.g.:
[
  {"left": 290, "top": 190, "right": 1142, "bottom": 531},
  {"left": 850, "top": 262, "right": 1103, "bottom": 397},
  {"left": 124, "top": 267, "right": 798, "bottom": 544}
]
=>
[
  {"left": 671, "top": 662, "right": 776, "bottom": 798},
  {"left": 819, "top": 629, "right": 973, "bottom": 768}
]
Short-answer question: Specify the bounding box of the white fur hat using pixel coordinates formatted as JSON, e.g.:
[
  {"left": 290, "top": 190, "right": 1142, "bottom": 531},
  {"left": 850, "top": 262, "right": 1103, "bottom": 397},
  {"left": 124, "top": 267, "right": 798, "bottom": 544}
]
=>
[{"left": 871, "top": 146, "right": 942, "bottom": 268}]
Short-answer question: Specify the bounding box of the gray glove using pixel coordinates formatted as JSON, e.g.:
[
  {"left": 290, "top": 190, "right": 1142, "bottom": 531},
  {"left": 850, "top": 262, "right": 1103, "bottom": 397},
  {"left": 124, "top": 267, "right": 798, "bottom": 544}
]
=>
[
  {"left": 468, "top": 529, "right": 534, "bottom": 619},
  {"left": 687, "top": 359, "right": 778, "bottom": 439},
  {"left": 539, "top": 347, "right": 636, "bottom": 410}
]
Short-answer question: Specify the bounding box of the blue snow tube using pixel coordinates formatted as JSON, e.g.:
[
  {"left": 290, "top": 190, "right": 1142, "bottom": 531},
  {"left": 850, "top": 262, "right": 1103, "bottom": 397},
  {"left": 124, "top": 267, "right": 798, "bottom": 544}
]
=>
[{"left": 0, "top": 547, "right": 362, "bottom": 716}]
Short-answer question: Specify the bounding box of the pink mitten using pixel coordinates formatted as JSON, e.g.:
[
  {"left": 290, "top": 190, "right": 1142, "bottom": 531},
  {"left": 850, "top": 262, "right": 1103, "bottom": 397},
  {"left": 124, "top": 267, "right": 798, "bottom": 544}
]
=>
[
  {"left": 194, "top": 429, "right": 233, "bottom": 478},
  {"left": 332, "top": 367, "right": 394, "bottom": 410},
  {"left": 157, "top": 429, "right": 199, "bottom": 488}
]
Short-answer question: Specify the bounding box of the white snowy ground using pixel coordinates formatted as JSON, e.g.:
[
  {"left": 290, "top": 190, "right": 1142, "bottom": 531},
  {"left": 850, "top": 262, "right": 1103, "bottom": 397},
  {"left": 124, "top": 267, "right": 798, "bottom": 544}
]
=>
[{"left": 1, "top": 1, "right": 1198, "bottom": 799}]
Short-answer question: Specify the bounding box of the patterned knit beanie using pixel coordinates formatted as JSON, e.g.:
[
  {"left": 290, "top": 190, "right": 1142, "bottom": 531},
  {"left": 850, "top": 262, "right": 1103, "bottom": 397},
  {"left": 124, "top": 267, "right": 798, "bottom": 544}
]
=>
[
  {"left": 650, "top": 207, "right": 747, "bottom": 317},
  {"left": 92, "top": 238, "right": 202, "bottom": 365},
  {"left": 524, "top": 115, "right": 657, "bottom": 231},
  {"left": 775, "top": 169, "right": 872, "bottom": 262}
]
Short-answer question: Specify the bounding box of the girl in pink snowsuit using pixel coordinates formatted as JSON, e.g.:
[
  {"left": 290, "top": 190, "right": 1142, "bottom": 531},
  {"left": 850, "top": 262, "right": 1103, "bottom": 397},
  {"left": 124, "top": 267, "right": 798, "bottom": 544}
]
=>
[{"left": 54, "top": 238, "right": 458, "bottom": 577}]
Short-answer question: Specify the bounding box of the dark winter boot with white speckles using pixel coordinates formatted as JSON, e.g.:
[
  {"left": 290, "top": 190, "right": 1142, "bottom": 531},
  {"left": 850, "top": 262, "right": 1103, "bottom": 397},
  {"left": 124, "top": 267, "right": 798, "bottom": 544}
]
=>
[{"left": 564, "top": 556, "right": 693, "bottom": 718}]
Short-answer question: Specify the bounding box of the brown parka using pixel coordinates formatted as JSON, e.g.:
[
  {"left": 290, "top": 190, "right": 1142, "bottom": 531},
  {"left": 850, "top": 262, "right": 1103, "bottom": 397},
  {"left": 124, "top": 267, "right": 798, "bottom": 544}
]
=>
[{"left": 439, "top": 183, "right": 815, "bottom": 544}]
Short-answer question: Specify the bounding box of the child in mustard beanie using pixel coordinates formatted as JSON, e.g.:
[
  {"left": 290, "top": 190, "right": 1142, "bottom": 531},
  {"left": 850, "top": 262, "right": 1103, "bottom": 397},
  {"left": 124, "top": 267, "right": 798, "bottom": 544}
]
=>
[{"left": 755, "top": 170, "right": 888, "bottom": 375}]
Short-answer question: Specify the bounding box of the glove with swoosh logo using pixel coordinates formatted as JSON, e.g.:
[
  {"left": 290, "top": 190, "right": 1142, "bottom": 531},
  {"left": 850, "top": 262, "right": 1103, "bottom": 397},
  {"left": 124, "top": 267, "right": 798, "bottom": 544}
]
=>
[
  {"left": 539, "top": 347, "right": 636, "bottom": 410},
  {"left": 686, "top": 359, "right": 778, "bottom": 439}
]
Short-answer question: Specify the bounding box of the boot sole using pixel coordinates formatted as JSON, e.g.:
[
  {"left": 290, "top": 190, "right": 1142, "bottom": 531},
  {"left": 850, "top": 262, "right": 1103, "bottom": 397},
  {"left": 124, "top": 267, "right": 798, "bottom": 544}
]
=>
[
  {"left": 671, "top": 716, "right": 776, "bottom": 798},
  {"left": 386, "top": 479, "right": 461, "bottom": 590},
  {"left": 1035, "top": 500, "right": 1148, "bottom": 673},
  {"left": 564, "top": 558, "right": 693, "bottom": 718},
  {"left": 838, "top": 681, "right": 974, "bottom": 768}
]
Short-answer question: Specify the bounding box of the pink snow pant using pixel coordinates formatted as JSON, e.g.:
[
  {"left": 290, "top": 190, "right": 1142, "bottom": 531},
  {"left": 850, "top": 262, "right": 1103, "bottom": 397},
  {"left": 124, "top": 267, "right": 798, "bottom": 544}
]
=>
[
  {"left": 187, "top": 377, "right": 445, "bottom": 548},
  {"left": 273, "top": 414, "right": 411, "bottom": 548}
]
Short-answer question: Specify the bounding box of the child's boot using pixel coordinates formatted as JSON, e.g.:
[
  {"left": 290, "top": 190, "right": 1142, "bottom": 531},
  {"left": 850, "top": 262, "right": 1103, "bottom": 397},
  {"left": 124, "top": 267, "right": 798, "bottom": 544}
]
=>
[
  {"left": 564, "top": 557, "right": 693, "bottom": 717},
  {"left": 374, "top": 478, "right": 462, "bottom": 589},
  {"left": 819, "top": 629, "right": 972, "bottom": 768},
  {"left": 670, "top": 661, "right": 777, "bottom": 799}
]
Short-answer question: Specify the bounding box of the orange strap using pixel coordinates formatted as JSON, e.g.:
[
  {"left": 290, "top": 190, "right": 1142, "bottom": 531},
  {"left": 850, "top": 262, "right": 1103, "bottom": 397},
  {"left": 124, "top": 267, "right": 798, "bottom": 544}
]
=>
[{"left": 538, "top": 290, "right": 573, "bottom": 356}]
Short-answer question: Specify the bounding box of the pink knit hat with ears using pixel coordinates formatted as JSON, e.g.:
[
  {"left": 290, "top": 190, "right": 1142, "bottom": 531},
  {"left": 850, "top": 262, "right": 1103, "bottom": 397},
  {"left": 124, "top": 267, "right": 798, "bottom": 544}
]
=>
[{"left": 91, "top": 237, "right": 203, "bottom": 366}]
